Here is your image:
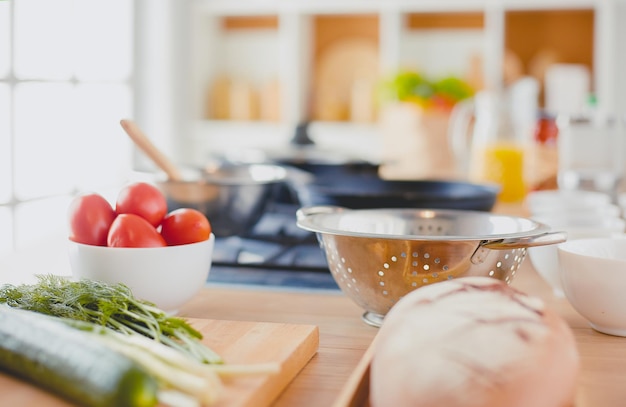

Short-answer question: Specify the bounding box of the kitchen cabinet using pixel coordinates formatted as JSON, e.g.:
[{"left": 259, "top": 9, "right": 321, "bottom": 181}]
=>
[{"left": 132, "top": 0, "right": 624, "bottom": 167}]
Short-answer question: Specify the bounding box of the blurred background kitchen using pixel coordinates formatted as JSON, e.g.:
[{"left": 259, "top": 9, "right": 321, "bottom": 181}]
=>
[{"left": 1, "top": 0, "right": 626, "bottom": 258}]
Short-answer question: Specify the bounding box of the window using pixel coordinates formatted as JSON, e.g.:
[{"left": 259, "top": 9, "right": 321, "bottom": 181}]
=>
[{"left": 0, "top": 0, "right": 134, "bottom": 256}]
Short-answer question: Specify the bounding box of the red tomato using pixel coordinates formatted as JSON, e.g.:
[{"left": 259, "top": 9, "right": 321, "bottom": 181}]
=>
[
  {"left": 107, "top": 214, "right": 167, "bottom": 248},
  {"left": 68, "top": 193, "right": 116, "bottom": 246},
  {"left": 160, "top": 208, "right": 212, "bottom": 246},
  {"left": 115, "top": 182, "right": 167, "bottom": 227}
]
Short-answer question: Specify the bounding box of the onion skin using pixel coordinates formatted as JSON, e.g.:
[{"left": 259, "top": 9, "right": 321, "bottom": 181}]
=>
[{"left": 370, "top": 276, "right": 579, "bottom": 407}]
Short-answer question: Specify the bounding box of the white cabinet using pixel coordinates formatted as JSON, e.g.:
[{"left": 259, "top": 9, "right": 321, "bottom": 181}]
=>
[{"left": 133, "top": 0, "right": 624, "bottom": 167}]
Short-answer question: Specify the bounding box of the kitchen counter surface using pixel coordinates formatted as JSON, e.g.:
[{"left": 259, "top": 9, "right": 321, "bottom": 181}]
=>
[
  {"left": 182, "top": 263, "right": 626, "bottom": 407},
  {"left": 1, "top": 202, "right": 626, "bottom": 406}
]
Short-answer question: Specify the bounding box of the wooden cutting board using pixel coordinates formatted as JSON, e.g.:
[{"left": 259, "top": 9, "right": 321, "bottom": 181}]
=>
[
  {"left": 0, "top": 318, "right": 320, "bottom": 407},
  {"left": 193, "top": 318, "right": 319, "bottom": 407}
]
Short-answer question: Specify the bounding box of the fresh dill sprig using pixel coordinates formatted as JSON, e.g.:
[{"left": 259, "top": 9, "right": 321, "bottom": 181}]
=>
[{"left": 0, "top": 274, "right": 222, "bottom": 365}]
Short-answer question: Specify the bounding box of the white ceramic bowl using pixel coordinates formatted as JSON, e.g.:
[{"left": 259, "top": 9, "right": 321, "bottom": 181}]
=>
[
  {"left": 532, "top": 204, "right": 621, "bottom": 218},
  {"left": 533, "top": 211, "right": 625, "bottom": 228},
  {"left": 558, "top": 237, "right": 626, "bottom": 336},
  {"left": 68, "top": 234, "right": 215, "bottom": 313},
  {"left": 528, "top": 216, "right": 625, "bottom": 297},
  {"left": 526, "top": 190, "right": 613, "bottom": 215}
]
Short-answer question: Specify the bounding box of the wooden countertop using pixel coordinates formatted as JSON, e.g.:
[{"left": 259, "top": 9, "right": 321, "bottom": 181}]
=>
[
  {"left": 179, "top": 261, "right": 626, "bottom": 407},
  {"left": 2, "top": 201, "right": 626, "bottom": 406},
  {"left": 180, "top": 200, "right": 626, "bottom": 406},
  {"left": 2, "top": 263, "right": 624, "bottom": 406}
]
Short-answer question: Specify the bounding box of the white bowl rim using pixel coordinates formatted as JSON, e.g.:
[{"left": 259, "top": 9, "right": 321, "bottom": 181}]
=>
[
  {"left": 557, "top": 236, "right": 626, "bottom": 259},
  {"left": 68, "top": 233, "right": 215, "bottom": 251},
  {"left": 527, "top": 189, "right": 612, "bottom": 201},
  {"left": 531, "top": 216, "right": 626, "bottom": 229}
]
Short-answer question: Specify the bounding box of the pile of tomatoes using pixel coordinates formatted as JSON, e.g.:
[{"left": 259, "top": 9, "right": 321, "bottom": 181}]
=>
[{"left": 68, "top": 182, "right": 212, "bottom": 248}]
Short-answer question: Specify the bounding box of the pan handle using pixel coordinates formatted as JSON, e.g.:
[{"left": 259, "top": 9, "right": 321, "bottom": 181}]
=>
[{"left": 480, "top": 231, "right": 568, "bottom": 250}]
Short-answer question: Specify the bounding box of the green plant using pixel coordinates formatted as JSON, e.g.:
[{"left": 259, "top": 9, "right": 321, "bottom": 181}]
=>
[{"left": 378, "top": 70, "right": 474, "bottom": 111}]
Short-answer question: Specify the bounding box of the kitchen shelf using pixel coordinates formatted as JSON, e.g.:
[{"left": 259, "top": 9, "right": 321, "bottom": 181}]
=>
[
  {"left": 193, "top": 0, "right": 602, "bottom": 14},
  {"left": 133, "top": 0, "right": 624, "bottom": 166}
]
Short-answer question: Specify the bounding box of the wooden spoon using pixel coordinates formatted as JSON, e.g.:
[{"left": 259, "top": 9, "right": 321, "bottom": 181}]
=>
[{"left": 120, "top": 119, "right": 183, "bottom": 182}]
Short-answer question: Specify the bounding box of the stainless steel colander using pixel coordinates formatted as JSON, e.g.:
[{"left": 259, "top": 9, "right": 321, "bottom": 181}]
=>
[{"left": 296, "top": 206, "right": 566, "bottom": 327}]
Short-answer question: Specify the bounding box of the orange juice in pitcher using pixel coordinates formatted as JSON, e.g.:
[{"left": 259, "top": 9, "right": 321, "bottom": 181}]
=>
[
  {"left": 448, "top": 84, "right": 536, "bottom": 203},
  {"left": 471, "top": 143, "right": 527, "bottom": 203}
]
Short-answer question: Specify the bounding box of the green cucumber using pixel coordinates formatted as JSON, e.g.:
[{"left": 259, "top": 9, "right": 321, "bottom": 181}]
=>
[{"left": 0, "top": 306, "right": 158, "bottom": 407}]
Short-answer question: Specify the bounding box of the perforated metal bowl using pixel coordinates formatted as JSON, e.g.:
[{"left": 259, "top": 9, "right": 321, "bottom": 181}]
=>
[{"left": 296, "top": 206, "right": 566, "bottom": 327}]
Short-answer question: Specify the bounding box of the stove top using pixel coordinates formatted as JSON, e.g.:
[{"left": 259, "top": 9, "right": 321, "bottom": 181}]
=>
[
  {"left": 207, "top": 265, "right": 339, "bottom": 291},
  {"left": 206, "top": 202, "right": 339, "bottom": 290}
]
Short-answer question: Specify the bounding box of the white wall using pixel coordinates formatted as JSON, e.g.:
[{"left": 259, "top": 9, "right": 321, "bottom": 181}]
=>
[{"left": 398, "top": 29, "right": 484, "bottom": 79}]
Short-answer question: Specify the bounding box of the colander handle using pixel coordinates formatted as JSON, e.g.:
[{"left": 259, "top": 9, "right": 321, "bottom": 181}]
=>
[
  {"left": 296, "top": 205, "right": 347, "bottom": 221},
  {"left": 480, "top": 231, "right": 568, "bottom": 250}
]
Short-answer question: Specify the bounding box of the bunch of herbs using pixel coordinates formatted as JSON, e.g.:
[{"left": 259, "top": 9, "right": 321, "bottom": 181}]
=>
[{"left": 0, "top": 275, "right": 222, "bottom": 365}]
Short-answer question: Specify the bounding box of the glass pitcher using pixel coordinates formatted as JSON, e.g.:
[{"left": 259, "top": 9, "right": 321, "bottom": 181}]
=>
[{"left": 448, "top": 86, "right": 536, "bottom": 203}]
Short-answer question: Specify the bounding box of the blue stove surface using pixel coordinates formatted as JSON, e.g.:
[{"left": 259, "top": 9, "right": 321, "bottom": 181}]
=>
[
  {"left": 206, "top": 202, "right": 338, "bottom": 291},
  {"left": 207, "top": 264, "right": 340, "bottom": 291}
]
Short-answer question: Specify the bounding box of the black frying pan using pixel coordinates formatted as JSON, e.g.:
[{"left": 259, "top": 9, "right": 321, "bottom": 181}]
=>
[{"left": 293, "top": 173, "right": 500, "bottom": 211}]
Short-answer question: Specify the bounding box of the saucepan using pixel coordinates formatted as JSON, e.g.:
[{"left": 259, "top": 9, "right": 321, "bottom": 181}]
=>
[
  {"left": 267, "top": 146, "right": 380, "bottom": 179},
  {"left": 120, "top": 120, "right": 287, "bottom": 237},
  {"left": 252, "top": 121, "right": 381, "bottom": 181},
  {"left": 155, "top": 164, "right": 287, "bottom": 237}
]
